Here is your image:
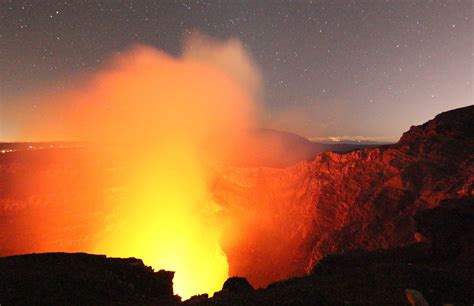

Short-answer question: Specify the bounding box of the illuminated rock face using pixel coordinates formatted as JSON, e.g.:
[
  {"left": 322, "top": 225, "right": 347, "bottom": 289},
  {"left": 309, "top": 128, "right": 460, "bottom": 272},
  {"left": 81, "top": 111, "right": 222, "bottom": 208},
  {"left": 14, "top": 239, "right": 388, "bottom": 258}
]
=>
[
  {"left": 0, "top": 106, "right": 472, "bottom": 293},
  {"left": 212, "top": 105, "right": 473, "bottom": 288}
]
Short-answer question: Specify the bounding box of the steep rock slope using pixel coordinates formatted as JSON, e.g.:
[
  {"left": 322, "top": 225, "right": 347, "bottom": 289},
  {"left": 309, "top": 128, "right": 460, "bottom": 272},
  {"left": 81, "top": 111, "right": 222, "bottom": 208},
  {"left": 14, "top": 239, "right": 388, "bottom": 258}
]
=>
[
  {"left": 212, "top": 105, "right": 474, "bottom": 288},
  {"left": 187, "top": 197, "right": 473, "bottom": 305}
]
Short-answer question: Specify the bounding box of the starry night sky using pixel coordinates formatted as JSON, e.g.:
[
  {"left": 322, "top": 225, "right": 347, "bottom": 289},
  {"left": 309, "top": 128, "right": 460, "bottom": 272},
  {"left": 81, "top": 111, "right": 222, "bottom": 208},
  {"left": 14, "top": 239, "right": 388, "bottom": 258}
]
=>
[{"left": 1, "top": 0, "right": 472, "bottom": 141}]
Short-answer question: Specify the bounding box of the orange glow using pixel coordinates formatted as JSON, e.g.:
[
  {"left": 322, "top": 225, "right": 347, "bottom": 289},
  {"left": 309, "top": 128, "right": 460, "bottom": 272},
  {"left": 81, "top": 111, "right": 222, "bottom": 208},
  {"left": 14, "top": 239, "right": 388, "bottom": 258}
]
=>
[
  {"left": 16, "top": 44, "right": 257, "bottom": 299},
  {"left": 2, "top": 36, "right": 326, "bottom": 297},
  {"left": 93, "top": 154, "right": 229, "bottom": 298},
  {"left": 77, "top": 47, "right": 255, "bottom": 298}
]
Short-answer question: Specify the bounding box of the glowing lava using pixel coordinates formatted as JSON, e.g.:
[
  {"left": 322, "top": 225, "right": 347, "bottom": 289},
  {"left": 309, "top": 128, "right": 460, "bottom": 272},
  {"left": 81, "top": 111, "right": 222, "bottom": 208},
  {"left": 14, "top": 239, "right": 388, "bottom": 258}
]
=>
[{"left": 93, "top": 154, "right": 229, "bottom": 298}]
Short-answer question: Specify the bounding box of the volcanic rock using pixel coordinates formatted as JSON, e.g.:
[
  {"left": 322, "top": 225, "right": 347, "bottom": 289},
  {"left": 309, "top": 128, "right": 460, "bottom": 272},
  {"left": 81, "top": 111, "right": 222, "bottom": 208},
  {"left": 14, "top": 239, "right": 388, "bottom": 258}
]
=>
[
  {"left": 190, "top": 198, "right": 473, "bottom": 305},
  {"left": 212, "top": 105, "right": 474, "bottom": 287},
  {"left": 222, "top": 276, "right": 254, "bottom": 292},
  {"left": 415, "top": 197, "right": 474, "bottom": 261},
  {"left": 0, "top": 252, "right": 179, "bottom": 305}
]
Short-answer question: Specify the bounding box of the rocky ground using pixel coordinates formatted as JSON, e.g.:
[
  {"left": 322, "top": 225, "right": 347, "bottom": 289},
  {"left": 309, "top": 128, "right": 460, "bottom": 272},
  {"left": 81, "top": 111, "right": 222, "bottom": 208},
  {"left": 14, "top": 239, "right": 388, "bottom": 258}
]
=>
[
  {"left": 0, "top": 252, "right": 179, "bottom": 305},
  {"left": 0, "top": 198, "right": 472, "bottom": 305}
]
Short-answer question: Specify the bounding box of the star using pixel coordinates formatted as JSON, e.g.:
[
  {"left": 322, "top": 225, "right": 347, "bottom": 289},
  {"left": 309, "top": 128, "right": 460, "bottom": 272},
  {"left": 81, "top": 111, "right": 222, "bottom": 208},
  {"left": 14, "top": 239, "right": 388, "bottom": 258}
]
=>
[{"left": 1, "top": 0, "right": 471, "bottom": 141}]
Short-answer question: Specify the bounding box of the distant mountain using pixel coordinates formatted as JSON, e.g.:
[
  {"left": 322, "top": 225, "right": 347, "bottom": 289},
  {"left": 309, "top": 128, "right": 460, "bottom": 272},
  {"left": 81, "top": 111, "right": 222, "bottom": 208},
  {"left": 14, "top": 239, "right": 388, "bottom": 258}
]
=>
[
  {"left": 312, "top": 138, "right": 394, "bottom": 145},
  {"left": 229, "top": 128, "right": 376, "bottom": 167}
]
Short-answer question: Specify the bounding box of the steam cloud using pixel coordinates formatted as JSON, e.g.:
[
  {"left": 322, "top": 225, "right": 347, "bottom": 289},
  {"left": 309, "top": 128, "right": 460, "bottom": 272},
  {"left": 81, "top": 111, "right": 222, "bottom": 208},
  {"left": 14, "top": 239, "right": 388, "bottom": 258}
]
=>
[
  {"left": 182, "top": 31, "right": 263, "bottom": 102},
  {"left": 14, "top": 32, "right": 263, "bottom": 298}
]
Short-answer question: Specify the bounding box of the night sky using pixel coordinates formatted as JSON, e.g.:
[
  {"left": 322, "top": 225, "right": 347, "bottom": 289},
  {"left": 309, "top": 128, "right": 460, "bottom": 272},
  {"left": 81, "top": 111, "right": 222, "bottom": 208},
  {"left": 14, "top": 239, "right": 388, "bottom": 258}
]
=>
[{"left": 1, "top": 0, "right": 472, "bottom": 141}]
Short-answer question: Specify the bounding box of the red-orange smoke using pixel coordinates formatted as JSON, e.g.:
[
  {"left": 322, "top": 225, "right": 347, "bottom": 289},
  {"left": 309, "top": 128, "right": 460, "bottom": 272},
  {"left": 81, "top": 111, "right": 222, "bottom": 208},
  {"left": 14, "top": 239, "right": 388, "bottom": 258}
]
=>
[{"left": 13, "top": 35, "right": 260, "bottom": 298}]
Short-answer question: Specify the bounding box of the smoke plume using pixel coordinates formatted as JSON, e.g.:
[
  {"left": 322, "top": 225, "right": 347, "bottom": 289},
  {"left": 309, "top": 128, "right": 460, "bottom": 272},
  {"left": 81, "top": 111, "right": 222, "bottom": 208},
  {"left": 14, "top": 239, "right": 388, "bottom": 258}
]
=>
[{"left": 15, "top": 33, "right": 262, "bottom": 299}]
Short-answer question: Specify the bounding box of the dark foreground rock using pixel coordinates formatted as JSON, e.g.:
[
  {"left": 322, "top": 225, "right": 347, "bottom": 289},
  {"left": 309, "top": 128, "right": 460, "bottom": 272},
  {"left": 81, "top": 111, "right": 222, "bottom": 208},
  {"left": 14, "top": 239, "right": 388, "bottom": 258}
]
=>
[
  {"left": 0, "top": 252, "right": 180, "bottom": 305},
  {"left": 222, "top": 276, "right": 254, "bottom": 292}
]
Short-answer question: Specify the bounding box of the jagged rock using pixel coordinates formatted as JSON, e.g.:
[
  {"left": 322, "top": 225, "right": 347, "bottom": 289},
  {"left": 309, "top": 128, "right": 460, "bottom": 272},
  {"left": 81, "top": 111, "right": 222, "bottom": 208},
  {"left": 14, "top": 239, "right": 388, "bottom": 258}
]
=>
[
  {"left": 302, "top": 198, "right": 474, "bottom": 305},
  {"left": 193, "top": 199, "right": 474, "bottom": 306},
  {"left": 0, "top": 252, "right": 180, "bottom": 305},
  {"left": 212, "top": 105, "right": 474, "bottom": 287},
  {"left": 222, "top": 276, "right": 254, "bottom": 292},
  {"left": 186, "top": 294, "right": 209, "bottom": 303}
]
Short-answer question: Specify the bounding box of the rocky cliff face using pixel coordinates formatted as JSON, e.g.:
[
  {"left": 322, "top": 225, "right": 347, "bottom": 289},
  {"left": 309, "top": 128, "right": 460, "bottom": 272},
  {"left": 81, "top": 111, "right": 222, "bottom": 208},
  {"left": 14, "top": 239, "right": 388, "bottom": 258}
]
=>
[
  {"left": 187, "top": 197, "right": 473, "bottom": 305},
  {"left": 212, "top": 105, "right": 474, "bottom": 288}
]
